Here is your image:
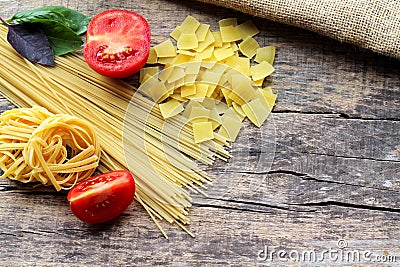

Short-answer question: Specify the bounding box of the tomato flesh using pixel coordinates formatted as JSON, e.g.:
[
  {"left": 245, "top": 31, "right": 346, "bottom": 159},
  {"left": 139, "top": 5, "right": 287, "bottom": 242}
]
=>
[
  {"left": 67, "top": 170, "right": 135, "bottom": 224},
  {"left": 84, "top": 10, "right": 151, "bottom": 78}
]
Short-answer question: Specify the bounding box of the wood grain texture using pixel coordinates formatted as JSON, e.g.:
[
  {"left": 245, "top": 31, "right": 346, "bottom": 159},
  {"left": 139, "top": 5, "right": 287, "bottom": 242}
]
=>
[{"left": 0, "top": 0, "right": 399, "bottom": 266}]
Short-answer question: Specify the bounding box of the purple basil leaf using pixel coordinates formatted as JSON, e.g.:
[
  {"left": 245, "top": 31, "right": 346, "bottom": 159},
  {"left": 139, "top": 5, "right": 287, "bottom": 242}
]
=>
[{"left": 6, "top": 23, "right": 55, "bottom": 66}]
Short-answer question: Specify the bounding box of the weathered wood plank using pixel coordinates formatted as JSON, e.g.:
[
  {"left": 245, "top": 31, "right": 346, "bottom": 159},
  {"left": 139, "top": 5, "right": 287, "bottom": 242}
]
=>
[
  {"left": 208, "top": 113, "right": 400, "bottom": 186},
  {"left": 272, "top": 35, "right": 400, "bottom": 120},
  {"left": 1, "top": 190, "right": 399, "bottom": 266}
]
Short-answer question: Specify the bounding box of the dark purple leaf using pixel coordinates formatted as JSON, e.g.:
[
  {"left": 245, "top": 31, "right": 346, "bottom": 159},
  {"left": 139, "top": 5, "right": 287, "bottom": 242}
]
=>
[{"left": 6, "top": 23, "right": 55, "bottom": 66}]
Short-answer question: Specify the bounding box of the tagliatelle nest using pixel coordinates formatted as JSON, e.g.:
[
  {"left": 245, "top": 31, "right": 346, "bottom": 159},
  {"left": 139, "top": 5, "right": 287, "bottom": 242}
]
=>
[{"left": 0, "top": 105, "right": 101, "bottom": 191}]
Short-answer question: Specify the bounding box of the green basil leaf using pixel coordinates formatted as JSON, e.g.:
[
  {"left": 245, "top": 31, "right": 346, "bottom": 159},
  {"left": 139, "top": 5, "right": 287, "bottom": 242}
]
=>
[
  {"left": 8, "top": 6, "right": 89, "bottom": 35},
  {"left": 9, "top": 9, "right": 75, "bottom": 31},
  {"left": 36, "top": 6, "right": 90, "bottom": 35},
  {"left": 38, "top": 21, "right": 83, "bottom": 56}
]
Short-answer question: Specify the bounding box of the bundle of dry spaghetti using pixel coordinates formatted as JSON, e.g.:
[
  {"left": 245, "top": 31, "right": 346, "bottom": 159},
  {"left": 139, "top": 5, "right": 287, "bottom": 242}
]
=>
[
  {"left": 0, "top": 25, "right": 230, "bottom": 238},
  {"left": 0, "top": 105, "right": 100, "bottom": 191}
]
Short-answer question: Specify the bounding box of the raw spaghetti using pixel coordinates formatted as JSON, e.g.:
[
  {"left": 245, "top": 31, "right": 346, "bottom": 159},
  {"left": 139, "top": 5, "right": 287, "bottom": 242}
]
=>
[
  {"left": 0, "top": 105, "right": 100, "bottom": 191},
  {"left": 0, "top": 25, "right": 231, "bottom": 238}
]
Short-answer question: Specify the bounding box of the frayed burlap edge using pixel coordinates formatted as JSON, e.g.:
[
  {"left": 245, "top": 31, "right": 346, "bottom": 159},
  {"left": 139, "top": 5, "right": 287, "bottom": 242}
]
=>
[{"left": 196, "top": 0, "right": 400, "bottom": 59}]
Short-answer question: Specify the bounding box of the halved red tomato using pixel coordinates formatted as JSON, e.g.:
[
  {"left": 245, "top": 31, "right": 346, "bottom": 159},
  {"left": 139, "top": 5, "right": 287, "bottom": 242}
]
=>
[
  {"left": 67, "top": 170, "right": 136, "bottom": 224},
  {"left": 84, "top": 10, "right": 151, "bottom": 78}
]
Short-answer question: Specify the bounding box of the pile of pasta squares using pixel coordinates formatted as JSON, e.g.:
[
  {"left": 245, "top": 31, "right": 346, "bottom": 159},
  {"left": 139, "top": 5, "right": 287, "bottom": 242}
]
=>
[{"left": 139, "top": 16, "right": 277, "bottom": 144}]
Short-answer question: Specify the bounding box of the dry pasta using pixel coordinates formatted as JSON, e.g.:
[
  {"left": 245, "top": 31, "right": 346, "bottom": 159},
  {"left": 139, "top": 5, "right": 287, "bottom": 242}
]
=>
[
  {"left": 0, "top": 25, "right": 231, "bottom": 238},
  {"left": 0, "top": 106, "right": 100, "bottom": 191}
]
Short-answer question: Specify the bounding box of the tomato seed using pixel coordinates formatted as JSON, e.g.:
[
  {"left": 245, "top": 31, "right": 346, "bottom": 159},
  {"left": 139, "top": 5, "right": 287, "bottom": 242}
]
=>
[{"left": 96, "top": 45, "right": 138, "bottom": 63}]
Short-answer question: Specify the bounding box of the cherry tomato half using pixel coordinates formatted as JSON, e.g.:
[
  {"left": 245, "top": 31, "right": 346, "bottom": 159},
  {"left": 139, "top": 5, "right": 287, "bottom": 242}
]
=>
[
  {"left": 84, "top": 10, "right": 151, "bottom": 78},
  {"left": 67, "top": 170, "right": 136, "bottom": 224}
]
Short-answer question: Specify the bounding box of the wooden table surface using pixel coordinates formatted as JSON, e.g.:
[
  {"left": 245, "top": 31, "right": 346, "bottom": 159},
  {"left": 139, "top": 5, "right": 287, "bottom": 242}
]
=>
[{"left": 1, "top": 0, "right": 399, "bottom": 266}]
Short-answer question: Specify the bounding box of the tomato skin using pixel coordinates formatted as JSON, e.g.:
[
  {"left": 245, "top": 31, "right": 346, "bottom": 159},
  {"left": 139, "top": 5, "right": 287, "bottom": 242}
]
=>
[
  {"left": 84, "top": 10, "right": 151, "bottom": 78},
  {"left": 67, "top": 170, "right": 135, "bottom": 224}
]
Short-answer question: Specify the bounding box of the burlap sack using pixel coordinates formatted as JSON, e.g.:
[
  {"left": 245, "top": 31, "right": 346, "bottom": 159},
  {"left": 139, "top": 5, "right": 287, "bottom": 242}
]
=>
[{"left": 196, "top": 0, "right": 400, "bottom": 59}]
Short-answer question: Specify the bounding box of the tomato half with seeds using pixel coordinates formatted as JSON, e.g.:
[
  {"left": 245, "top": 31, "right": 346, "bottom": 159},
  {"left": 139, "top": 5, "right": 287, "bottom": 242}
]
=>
[
  {"left": 84, "top": 10, "right": 151, "bottom": 78},
  {"left": 67, "top": 170, "right": 136, "bottom": 224}
]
